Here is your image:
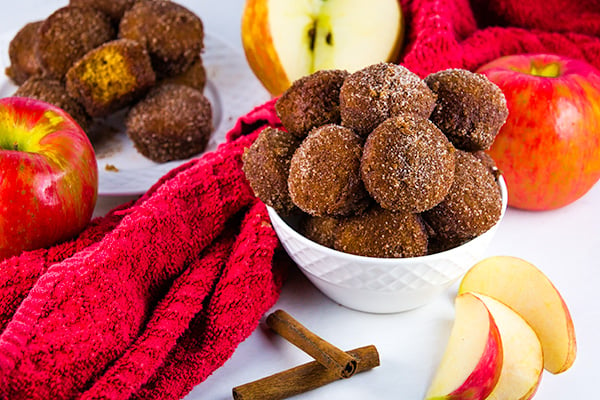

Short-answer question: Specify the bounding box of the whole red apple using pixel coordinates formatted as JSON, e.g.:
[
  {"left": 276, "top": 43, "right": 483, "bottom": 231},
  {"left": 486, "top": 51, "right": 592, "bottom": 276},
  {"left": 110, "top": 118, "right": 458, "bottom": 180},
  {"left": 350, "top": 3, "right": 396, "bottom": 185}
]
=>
[
  {"left": 0, "top": 97, "right": 98, "bottom": 260},
  {"left": 476, "top": 54, "right": 600, "bottom": 210}
]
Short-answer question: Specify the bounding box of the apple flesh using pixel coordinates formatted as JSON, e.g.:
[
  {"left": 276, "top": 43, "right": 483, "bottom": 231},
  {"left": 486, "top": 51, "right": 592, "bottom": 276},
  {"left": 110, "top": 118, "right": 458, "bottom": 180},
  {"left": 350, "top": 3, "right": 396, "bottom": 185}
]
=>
[
  {"left": 476, "top": 54, "right": 600, "bottom": 210},
  {"left": 458, "top": 256, "right": 576, "bottom": 374},
  {"left": 471, "top": 293, "right": 543, "bottom": 400},
  {"left": 241, "top": 0, "right": 404, "bottom": 96},
  {"left": 0, "top": 97, "right": 98, "bottom": 260},
  {"left": 425, "top": 292, "right": 503, "bottom": 400}
]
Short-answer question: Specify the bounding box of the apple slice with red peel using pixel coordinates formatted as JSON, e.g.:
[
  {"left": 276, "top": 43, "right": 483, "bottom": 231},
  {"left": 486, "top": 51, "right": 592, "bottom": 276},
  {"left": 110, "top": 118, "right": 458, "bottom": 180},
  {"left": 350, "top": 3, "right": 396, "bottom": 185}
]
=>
[
  {"left": 471, "top": 293, "right": 543, "bottom": 400},
  {"left": 241, "top": 0, "right": 404, "bottom": 96},
  {"left": 425, "top": 292, "right": 503, "bottom": 400},
  {"left": 458, "top": 256, "right": 576, "bottom": 374}
]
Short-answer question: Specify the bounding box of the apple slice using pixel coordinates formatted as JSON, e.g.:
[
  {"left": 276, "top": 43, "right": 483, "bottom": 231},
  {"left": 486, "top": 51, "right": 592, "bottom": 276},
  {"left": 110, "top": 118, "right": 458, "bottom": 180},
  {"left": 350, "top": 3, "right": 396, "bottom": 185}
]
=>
[
  {"left": 425, "top": 293, "right": 503, "bottom": 400},
  {"left": 471, "top": 293, "right": 543, "bottom": 400},
  {"left": 458, "top": 256, "right": 576, "bottom": 374},
  {"left": 241, "top": 0, "right": 404, "bottom": 96}
]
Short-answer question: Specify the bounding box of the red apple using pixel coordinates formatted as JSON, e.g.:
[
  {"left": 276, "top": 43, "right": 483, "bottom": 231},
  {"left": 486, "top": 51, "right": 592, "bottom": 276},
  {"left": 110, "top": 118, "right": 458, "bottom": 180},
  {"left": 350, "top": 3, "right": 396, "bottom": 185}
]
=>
[
  {"left": 476, "top": 54, "right": 600, "bottom": 210},
  {"left": 0, "top": 97, "right": 98, "bottom": 260}
]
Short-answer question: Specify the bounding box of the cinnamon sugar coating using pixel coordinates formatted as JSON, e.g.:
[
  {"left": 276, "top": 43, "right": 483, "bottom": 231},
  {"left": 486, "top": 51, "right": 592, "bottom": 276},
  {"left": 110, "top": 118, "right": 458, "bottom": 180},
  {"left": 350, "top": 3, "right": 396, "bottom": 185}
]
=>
[
  {"left": 275, "top": 69, "right": 349, "bottom": 138},
  {"left": 335, "top": 206, "right": 428, "bottom": 258},
  {"left": 6, "top": 21, "right": 43, "bottom": 85},
  {"left": 119, "top": 0, "right": 204, "bottom": 78},
  {"left": 36, "top": 6, "right": 115, "bottom": 80},
  {"left": 425, "top": 69, "right": 509, "bottom": 151},
  {"left": 361, "top": 115, "right": 456, "bottom": 213},
  {"left": 339, "top": 62, "right": 437, "bottom": 137},
  {"left": 125, "top": 84, "right": 212, "bottom": 162},
  {"left": 242, "top": 127, "right": 301, "bottom": 216},
  {"left": 423, "top": 150, "right": 503, "bottom": 249},
  {"left": 288, "top": 124, "right": 368, "bottom": 216}
]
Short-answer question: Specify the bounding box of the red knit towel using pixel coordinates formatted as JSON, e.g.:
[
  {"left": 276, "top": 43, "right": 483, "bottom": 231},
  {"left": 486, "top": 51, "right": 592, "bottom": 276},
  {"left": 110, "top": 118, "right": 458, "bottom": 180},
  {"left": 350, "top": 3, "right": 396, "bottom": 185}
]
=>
[
  {"left": 0, "top": 99, "right": 283, "bottom": 399},
  {"left": 399, "top": 0, "right": 600, "bottom": 76},
  {"left": 1, "top": 0, "right": 599, "bottom": 398}
]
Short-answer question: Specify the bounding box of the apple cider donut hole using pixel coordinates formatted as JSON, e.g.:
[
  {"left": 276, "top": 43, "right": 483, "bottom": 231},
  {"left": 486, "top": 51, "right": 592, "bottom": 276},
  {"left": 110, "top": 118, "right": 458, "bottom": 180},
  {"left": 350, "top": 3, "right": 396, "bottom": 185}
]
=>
[
  {"left": 275, "top": 69, "right": 349, "bottom": 139},
  {"left": 423, "top": 150, "right": 503, "bottom": 249},
  {"left": 119, "top": 0, "right": 204, "bottom": 78},
  {"left": 334, "top": 206, "right": 428, "bottom": 258},
  {"left": 361, "top": 115, "right": 456, "bottom": 213},
  {"left": 36, "top": 6, "right": 115, "bottom": 80},
  {"left": 125, "top": 84, "right": 212, "bottom": 163},
  {"left": 288, "top": 124, "right": 369, "bottom": 217},
  {"left": 242, "top": 127, "right": 301, "bottom": 216},
  {"left": 339, "top": 62, "right": 437, "bottom": 137},
  {"left": 66, "top": 39, "right": 156, "bottom": 118},
  {"left": 6, "top": 21, "right": 43, "bottom": 85},
  {"left": 425, "top": 68, "right": 509, "bottom": 151}
]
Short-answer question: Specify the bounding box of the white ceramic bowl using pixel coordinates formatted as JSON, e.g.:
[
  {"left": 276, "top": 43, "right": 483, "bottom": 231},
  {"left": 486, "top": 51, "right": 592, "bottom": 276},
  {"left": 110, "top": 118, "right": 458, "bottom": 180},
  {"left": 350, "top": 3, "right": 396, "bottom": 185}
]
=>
[{"left": 267, "top": 177, "right": 507, "bottom": 314}]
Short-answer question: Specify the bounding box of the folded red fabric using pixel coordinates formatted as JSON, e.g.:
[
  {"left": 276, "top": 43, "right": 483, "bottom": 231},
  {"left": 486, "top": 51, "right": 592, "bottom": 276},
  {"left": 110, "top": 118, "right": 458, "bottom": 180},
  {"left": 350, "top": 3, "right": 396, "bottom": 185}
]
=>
[
  {"left": 399, "top": 0, "right": 600, "bottom": 76},
  {"left": 0, "top": 99, "right": 283, "bottom": 399}
]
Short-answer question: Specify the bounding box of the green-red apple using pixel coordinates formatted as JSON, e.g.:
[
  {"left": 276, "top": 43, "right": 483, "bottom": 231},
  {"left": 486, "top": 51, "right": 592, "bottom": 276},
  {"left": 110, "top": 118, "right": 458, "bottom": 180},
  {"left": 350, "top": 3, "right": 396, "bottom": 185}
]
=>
[
  {"left": 241, "top": 0, "right": 404, "bottom": 96},
  {"left": 476, "top": 53, "right": 600, "bottom": 210},
  {"left": 425, "top": 292, "right": 503, "bottom": 400},
  {"left": 0, "top": 97, "right": 98, "bottom": 260}
]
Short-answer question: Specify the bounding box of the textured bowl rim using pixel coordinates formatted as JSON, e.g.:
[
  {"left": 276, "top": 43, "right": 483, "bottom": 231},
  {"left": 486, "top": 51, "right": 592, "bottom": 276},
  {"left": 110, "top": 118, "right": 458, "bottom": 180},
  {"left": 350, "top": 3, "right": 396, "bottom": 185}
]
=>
[{"left": 267, "top": 175, "right": 508, "bottom": 264}]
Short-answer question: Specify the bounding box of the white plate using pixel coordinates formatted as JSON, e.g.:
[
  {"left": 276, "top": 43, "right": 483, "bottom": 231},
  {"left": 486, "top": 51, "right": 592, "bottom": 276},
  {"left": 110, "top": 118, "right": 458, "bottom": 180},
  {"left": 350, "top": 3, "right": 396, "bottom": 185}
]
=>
[{"left": 0, "top": 31, "right": 270, "bottom": 196}]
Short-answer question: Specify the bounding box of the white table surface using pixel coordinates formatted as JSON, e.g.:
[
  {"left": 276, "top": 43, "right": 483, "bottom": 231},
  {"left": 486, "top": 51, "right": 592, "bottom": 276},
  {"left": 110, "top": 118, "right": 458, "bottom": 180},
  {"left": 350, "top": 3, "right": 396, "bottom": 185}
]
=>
[{"left": 2, "top": 1, "right": 599, "bottom": 399}]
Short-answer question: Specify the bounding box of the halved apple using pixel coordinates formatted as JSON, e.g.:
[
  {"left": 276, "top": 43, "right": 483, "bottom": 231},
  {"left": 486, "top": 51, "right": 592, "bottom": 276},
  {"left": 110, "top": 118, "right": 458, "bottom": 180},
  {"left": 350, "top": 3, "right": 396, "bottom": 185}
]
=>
[
  {"left": 458, "top": 256, "right": 576, "bottom": 374},
  {"left": 241, "top": 0, "right": 404, "bottom": 96},
  {"left": 425, "top": 293, "right": 503, "bottom": 400},
  {"left": 472, "top": 293, "right": 544, "bottom": 400}
]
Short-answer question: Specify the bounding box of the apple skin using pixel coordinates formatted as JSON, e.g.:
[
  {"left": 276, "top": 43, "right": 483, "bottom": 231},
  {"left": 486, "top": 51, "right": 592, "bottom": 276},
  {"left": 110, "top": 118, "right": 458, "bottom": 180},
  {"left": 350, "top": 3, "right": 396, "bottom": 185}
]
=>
[
  {"left": 0, "top": 97, "right": 98, "bottom": 260},
  {"left": 471, "top": 293, "right": 543, "bottom": 400},
  {"left": 446, "top": 323, "right": 502, "bottom": 400},
  {"left": 476, "top": 53, "right": 600, "bottom": 210},
  {"left": 425, "top": 293, "right": 503, "bottom": 400},
  {"left": 241, "top": 0, "right": 289, "bottom": 96}
]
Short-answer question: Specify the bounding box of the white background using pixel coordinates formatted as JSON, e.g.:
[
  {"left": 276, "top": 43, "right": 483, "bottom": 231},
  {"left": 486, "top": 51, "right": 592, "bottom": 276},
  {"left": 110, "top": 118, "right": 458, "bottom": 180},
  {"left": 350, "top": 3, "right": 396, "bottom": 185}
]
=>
[{"left": 1, "top": 1, "right": 599, "bottom": 399}]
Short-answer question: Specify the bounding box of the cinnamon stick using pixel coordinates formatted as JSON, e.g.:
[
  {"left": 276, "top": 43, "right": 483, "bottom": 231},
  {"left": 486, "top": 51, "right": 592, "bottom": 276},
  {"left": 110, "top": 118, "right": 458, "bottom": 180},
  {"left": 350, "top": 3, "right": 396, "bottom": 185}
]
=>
[
  {"left": 266, "top": 309, "right": 357, "bottom": 378},
  {"left": 232, "top": 345, "right": 380, "bottom": 400}
]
